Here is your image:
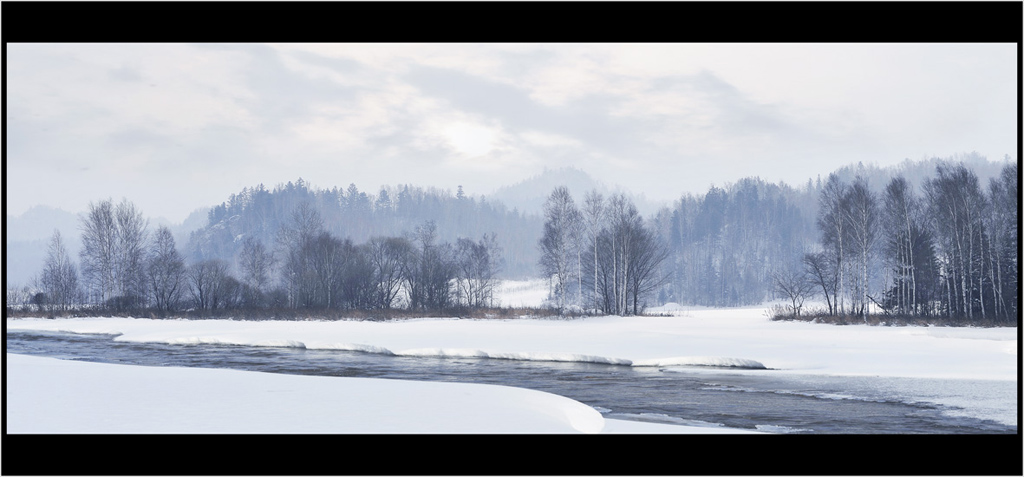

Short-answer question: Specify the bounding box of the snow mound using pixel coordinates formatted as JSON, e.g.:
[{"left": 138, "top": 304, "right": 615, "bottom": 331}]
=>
[{"left": 5, "top": 353, "right": 606, "bottom": 434}]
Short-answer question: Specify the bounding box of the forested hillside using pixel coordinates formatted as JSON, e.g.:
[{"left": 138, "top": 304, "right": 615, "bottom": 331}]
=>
[
  {"left": 652, "top": 176, "right": 819, "bottom": 307},
  {"left": 533, "top": 155, "right": 1017, "bottom": 325},
  {"left": 185, "top": 179, "right": 543, "bottom": 279},
  {"left": 10, "top": 155, "right": 1016, "bottom": 325}
]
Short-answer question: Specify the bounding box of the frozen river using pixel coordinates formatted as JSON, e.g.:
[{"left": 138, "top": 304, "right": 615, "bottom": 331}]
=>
[{"left": 6, "top": 329, "right": 1016, "bottom": 434}]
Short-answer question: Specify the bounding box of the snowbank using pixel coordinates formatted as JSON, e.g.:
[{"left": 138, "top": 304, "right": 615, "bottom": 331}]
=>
[
  {"left": 4, "top": 353, "right": 756, "bottom": 434},
  {"left": 7, "top": 309, "right": 1016, "bottom": 380},
  {"left": 5, "top": 306, "right": 1017, "bottom": 435}
]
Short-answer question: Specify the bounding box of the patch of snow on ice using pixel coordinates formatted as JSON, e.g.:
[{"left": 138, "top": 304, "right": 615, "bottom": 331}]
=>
[
  {"left": 491, "top": 351, "right": 633, "bottom": 365},
  {"left": 633, "top": 356, "right": 767, "bottom": 369},
  {"left": 396, "top": 348, "right": 491, "bottom": 358},
  {"left": 252, "top": 339, "right": 306, "bottom": 349},
  {"left": 756, "top": 424, "right": 814, "bottom": 433},
  {"left": 316, "top": 343, "right": 395, "bottom": 355}
]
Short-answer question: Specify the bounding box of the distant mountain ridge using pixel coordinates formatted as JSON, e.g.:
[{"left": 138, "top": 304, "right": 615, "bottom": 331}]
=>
[
  {"left": 5, "top": 205, "right": 210, "bottom": 288},
  {"left": 488, "top": 167, "right": 666, "bottom": 217},
  {"left": 7, "top": 155, "right": 1013, "bottom": 289}
]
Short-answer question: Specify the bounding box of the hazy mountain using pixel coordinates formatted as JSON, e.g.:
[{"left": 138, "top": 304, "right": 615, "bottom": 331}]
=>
[
  {"left": 5, "top": 206, "right": 83, "bottom": 287},
  {"left": 6, "top": 205, "right": 82, "bottom": 243},
  {"left": 5, "top": 205, "right": 210, "bottom": 288},
  {"left": 488, "top": 167, "right": 667, "bottom": 217},
  {"left": 7, "top": 155, "right": 1012, "bottom": 289}
]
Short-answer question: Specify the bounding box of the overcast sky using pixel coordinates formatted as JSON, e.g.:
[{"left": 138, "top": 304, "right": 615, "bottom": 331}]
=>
[{"left": 6, "top": 43, "right": 1017, "bottom": 223}]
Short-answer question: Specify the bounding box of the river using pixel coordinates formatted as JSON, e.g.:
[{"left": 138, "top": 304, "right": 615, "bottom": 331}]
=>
[{"left": 5, "top": 329, "right": 1016, "bottom": 434}]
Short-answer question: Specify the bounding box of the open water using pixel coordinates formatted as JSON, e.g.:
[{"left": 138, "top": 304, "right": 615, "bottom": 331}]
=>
[{"left": 5, "top": 328, "right": 1016, "bottom": 434}]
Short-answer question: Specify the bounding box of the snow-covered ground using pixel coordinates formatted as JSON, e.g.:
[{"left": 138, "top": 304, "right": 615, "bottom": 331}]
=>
[
  {"left": 6, "top": 351, "right": 762, "bottom": 434},
  {"left": 494, "top": 278, "right": 550, "bottom": 308},
  {"left": 5, "top": 283, "right": 1018, "bottom": 434}
]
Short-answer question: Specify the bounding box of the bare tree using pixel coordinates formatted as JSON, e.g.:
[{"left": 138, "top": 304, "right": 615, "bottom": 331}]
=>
[
  {"left": 480, "top": 232, "right": 504, "bottom": 308},
  {"left": 237, "top": 236, "right": 276, "bottom": 308},
  {"left": 41, "top": 230, "right": 80, "bottom": 312},
  {"left": 412, "top": 221, "right": 455, "bottom": 311},
  {"left": 278, "top": 202, "right": 325, "bottom": 308},
  {"left": 843, "top": 176, "right": 878, "bottom": 317},
  {"left": 633, "top": 227, "right": 670, "bottom": 315},
  {"left": 986, "top": 163, "right": 1018, "bottom": 322},
  {"left": 803, "top": 251, "right": 837, "bottom": 316},
  {"left": 582, "top": 191, "right": 605, "bottom": 312},
  {"left": 538, "top": 186, "right": 581, "bottom": 311},
  {"left": 881, "top": 176, "right": 929, "bottom": 316},
  {"left": 78, "top": 198, "right": 149, "bottom": 310},
  {"left": 586, "top": 194, "right": 668, "bottom": 316},
  {"left": 146, "top": 226, "right": 186, "bottom": 312},
  {"left": 187, "top": 259, "right": 231, "bottom": 311},
  {"left": 79, "top": 199, "right": 117, "bottom": 305},
  {"left": 924, "top": 163, "right": 987, "bottom": 320},
  {"left": 114, "top": 198, "right": 149, "bottom": 309},
  {"left": 773, "top": 265, "right": 815, "bottom": 317},
  {"left": 817, "top": 174, "right": 849, "bottom": 315},
  {"left": 367, "top": 236, "right": 414, "bottom": 309},
  {"left": 454, "top": 233, "right": 503, "bottom": 308}
]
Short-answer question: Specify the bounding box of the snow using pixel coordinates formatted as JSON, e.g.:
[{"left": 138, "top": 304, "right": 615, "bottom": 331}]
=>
[
  {"left": 495, "top": 278, "right": 549, "bottom": 308},
  {"left": 5, "top": 353, "right": 610, "bottom": 434},
  {"left": 5, "top": 293, "right": 1018, "bottom": 434},
  {"left": 4, "top": 352, "right": 753, "bottom": 434}
]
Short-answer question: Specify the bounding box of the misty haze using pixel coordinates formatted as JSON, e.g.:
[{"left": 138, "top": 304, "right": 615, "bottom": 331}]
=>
[{"left": 5, "top": 37, "right": 1019, "bottom": 469}]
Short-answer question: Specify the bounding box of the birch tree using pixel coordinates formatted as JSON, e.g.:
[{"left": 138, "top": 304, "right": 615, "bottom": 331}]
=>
[{"left": 843, "top": 177, "right": 878, "bottom": 317}]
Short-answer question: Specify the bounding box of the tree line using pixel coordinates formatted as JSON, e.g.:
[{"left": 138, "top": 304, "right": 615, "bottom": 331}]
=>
[
  {"left": 187, "top": 179, "right": 541, "bottom": 279},
  {"left": 20, "top": 197, "right": 505, "bottom": 317},
  {"left": 650, "top": 176, "right": 817, "bottom": 307},
  {"left": 536, "top": 159, "right": 1017, "bottom": 325},
  {"left": 787, "top": 161, "right": 1018, "bottom": 324},
  {"left": 11, "top": 157, "right": 1017, "bottom": 326}
]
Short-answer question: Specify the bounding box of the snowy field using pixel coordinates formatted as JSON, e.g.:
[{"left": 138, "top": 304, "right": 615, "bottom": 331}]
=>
[{"left": 4, "top": 279, "right": 1018, "bottom": 439}]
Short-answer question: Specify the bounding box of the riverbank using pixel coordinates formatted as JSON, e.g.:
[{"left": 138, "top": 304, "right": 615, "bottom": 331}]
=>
[
  {"left": 6, "top": 307, "right": 1019, "bottom": 475},
  {"left": 5, "top": 352, "right": 758, "bottom": 434},
  {"left": 7, "top": 308, "right": 1017, "bottom": 381}
]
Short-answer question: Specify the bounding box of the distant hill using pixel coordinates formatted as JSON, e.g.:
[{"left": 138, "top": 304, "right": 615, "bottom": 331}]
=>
[
  {"left": 5, "top": 206, "right": 83, "bottom": 287},
  {"left": 184, "top": 180, "right": 544, "bottom": 278},
  {"left": 488, "top": 167, "right": 666, "bottom": 217},
  {"left": 5, "top": 205, "right": 209, "bottom": 288},
  {"left": 6, "top": 205, "right": 82, "bottom": 243}
]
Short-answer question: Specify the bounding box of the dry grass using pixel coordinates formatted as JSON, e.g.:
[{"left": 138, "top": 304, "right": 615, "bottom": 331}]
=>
[
  {"left": 5, "top": 305, "right": 583, "bottom": 322},
  {"left": 767, "top": 306, "right": 1017, "bottom": 328}
]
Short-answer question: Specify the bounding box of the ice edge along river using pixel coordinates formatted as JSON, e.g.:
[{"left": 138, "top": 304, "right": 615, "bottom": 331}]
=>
[{"left": 5, "top": 297, "right": 1018, "bottom": 435}]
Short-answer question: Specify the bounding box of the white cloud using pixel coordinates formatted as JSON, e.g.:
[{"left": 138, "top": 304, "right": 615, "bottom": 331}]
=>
[{"left": 5, "top": 43, "right": 1016, "bottom": 222}]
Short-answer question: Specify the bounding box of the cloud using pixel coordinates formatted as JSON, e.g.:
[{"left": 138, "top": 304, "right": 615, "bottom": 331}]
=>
[{"left": 5, "top": 43, "right": 1016, "bottom": 222}]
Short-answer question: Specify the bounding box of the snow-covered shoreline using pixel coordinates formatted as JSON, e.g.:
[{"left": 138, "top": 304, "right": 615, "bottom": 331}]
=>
[
  {"left": 5, "top": 303, "right": 1018, "bottom": 435},
  {"left": 4, "top": 352, "right": 756, "bottom": 434},
  {"left": 7, "top": 307, "right": 1016, "bottom": 381}
]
